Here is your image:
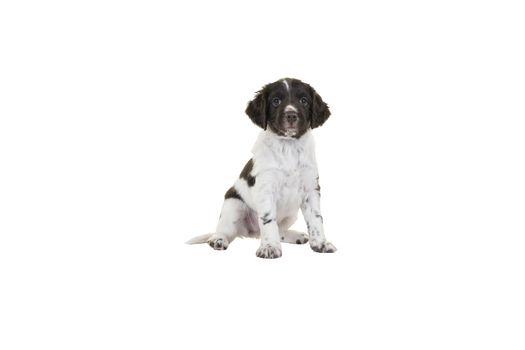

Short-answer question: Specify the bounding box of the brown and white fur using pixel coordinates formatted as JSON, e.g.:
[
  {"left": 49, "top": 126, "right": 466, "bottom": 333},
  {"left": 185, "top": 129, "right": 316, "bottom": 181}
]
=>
[{"left": 186, "top": 78, "right": 336, "bottom": 259}]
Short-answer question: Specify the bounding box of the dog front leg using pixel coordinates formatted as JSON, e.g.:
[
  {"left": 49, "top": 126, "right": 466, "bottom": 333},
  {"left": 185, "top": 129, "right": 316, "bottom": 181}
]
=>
[
  {"left": 255, "top": 199, "right": 282, "bottom": 259},
  {"left": 301, "top": 190, "right": 337, "bottom": 253}
]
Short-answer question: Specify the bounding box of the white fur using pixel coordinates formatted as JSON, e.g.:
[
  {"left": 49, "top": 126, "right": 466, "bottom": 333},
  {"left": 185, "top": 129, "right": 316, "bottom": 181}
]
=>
[
  {"left": 282, "top": 79, "right": 293, "bottom": 103},
  {"left": 284, "top": 104, "right": 298, "bottom": 112},
  {"left": 187, "top": 129, "right": 336, "bottom": 258},
  {"left": 282, "top": 79, "right": 290, "bottom": 92}
]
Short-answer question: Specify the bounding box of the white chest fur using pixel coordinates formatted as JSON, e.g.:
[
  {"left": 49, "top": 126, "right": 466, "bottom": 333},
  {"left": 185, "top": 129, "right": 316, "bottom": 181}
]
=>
[{"left": 249, "top": 131, "right": 319, "bottom": 219}]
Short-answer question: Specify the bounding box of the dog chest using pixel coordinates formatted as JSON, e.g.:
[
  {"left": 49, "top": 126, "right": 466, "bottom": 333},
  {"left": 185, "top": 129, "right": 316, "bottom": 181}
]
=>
[
  {"left": 251, "top": 130, "right": 319, "bottom": 215},
  {"left": 275, "top": 166, "right": 314, "bottom": 215}
]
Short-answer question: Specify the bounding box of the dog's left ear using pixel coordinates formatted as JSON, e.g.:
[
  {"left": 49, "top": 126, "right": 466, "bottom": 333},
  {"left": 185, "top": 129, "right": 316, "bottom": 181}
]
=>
[
  {"left": 311, "top": 89, "right": 331, "bottom": 129},
  {"left": 245, "top": 89, "right": 267, "bottom": 129}
]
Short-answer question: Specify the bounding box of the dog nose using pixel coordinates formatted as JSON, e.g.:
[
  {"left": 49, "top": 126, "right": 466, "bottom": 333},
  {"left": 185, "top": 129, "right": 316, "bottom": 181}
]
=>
[{"left": 285, "top": 111, "right": 298, "bottom": 123}]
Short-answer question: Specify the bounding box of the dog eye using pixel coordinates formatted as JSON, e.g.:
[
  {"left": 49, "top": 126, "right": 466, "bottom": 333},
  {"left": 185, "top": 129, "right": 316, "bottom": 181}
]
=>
[
  {"left": 271, "top": 98, "right": 281, "bottom": 107},
  {"left": 300, "top": 97, "right": 309, "bottom": 105}
]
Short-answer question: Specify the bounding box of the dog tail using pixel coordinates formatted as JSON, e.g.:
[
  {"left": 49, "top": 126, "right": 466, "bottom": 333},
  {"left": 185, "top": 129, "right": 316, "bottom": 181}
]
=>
[{"left": 185, "top": 233, "right": 212, "bottom": 245}]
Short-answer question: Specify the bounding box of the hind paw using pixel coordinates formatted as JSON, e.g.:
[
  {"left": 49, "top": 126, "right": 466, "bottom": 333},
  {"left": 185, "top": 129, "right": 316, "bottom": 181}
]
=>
[
  {"left": 280, "top": 230, "right": 309, "bottom": 244},
  {"left": 208, "top": 237, "right": 229, "bottom": 250}
]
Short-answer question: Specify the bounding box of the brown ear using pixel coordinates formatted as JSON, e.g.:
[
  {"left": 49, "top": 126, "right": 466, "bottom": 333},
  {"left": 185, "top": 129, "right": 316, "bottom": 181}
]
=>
[
  {"left": 245, "top": 88, "right": 267, "bottom": 129},
  {"left": 311, "top": 90, "right": 330, "bottom": 129}
]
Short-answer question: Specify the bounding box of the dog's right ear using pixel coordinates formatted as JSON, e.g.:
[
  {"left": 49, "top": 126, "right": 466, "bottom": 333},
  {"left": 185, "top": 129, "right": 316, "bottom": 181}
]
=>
[{"left": 245, "top": 88, "right": 267, "bottom": 130}]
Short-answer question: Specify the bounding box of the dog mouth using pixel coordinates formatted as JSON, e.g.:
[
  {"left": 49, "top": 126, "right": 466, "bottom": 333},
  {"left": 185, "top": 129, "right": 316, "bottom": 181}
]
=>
[
  {"left": 271, "top": 117, "right": 301, "bottom": 137},
  {"left": 282, "top": 127, "right": 298, "bottom": 137}
]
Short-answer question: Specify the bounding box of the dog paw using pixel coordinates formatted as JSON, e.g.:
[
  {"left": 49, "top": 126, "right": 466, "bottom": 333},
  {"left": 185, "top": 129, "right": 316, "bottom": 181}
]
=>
[
  {"left": 280, "top": 230, "right": 309, "bottom": 244},
  {"left": 208, "top": 237, "right": 228, "bottom": 250},
  {"left": 310, "top": 241, "right": 337, "bottom": 253},
  {"left": 256, "top": 243, "right": 282, "bottom": 259},
  {"left": 294, "top": 234, "right": 309, "bottom": 244}
]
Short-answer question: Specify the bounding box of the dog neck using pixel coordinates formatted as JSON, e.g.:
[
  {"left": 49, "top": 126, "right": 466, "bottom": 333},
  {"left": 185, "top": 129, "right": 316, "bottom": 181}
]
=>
[{"left": 251, "top": 129, "right": 317, "bottom": 169}]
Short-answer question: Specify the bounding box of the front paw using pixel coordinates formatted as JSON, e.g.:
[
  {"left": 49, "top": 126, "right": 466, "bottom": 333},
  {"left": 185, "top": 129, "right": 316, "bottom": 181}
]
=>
[
  {"left": 310, "top": 241, "right": 337, "bottom": 253},
  {"left": 256, "top": 243, "right": 282, "bottom": 259},
  {"left": 208, "top": 237, "right": 229, "bottom": 250}
]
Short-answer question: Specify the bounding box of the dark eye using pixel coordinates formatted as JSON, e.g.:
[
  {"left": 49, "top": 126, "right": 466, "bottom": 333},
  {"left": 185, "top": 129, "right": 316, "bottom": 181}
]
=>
[
  {"left": 271, "top": 97, "right": 281, "bottom": 107},
  {"left": 300, "top": 97, "right": 309, "bottom": 105}
]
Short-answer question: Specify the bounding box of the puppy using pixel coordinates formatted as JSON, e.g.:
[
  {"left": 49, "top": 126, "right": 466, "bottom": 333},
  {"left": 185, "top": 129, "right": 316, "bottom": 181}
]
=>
[{"left": 186, "top": 78, "right": 336, "bottom": 258}]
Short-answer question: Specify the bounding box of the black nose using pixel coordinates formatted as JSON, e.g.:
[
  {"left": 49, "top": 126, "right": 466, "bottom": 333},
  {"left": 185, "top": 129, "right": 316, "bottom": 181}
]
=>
[{"left": 285, "top": 111, "right": 298, "bottom": 123}]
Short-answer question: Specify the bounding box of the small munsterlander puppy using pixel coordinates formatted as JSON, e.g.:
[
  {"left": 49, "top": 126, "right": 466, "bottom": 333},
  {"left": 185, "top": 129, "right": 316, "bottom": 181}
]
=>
[{"left": 187, "top": 78, "right": 336, "bottom": 258}]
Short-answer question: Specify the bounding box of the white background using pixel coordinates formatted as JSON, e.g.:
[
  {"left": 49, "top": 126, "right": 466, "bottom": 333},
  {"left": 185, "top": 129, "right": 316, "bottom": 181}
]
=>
[{"left": 1, "top": 0, "right": 524, "bottom": 349}]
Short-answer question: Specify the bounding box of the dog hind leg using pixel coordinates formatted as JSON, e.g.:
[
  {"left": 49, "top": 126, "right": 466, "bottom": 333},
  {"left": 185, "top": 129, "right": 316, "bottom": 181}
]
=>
[{"left": 208, "top": 198, "right": 247, "bottom": 250}]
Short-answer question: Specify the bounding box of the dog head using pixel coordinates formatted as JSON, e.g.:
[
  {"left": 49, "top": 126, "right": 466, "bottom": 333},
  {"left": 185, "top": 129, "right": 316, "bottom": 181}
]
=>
[{"left": 245, "top": 78, "right": 330, "bottom": 138}]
